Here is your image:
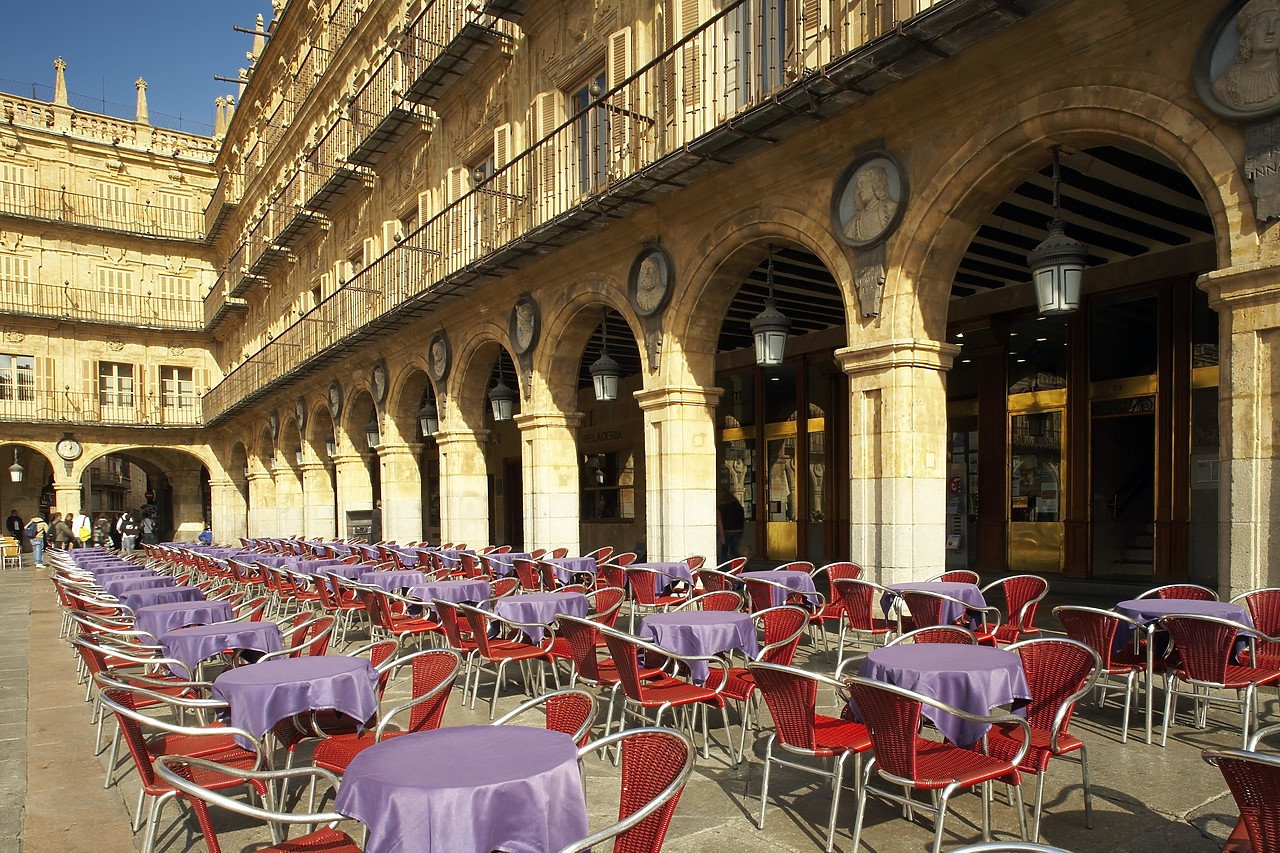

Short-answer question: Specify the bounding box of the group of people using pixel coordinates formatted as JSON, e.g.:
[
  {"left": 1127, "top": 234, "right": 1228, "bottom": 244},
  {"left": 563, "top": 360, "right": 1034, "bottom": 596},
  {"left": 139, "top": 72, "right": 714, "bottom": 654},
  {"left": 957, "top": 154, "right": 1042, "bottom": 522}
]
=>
[{"left": 5, "top": 507, "right": 155, "bottom": 568}]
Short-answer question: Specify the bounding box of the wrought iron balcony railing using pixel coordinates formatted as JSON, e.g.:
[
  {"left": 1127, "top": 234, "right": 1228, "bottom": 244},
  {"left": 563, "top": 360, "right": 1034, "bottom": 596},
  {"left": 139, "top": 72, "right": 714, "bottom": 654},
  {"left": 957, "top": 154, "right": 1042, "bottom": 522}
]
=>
[
  {"left": 0, "top": 179, "right": 205, "bottom": 242},
  {"left": 0, "top": 277, "right": 204, "bottom": 330},
  {"left": 0, "top": 389, "right": 203, "bottom": 427}
]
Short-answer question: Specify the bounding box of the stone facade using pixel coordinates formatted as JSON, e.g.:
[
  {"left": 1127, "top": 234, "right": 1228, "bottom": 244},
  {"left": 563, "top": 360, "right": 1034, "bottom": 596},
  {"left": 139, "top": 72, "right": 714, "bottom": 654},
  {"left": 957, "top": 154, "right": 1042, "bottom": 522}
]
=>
[{"left": 3, "top": 0, "right": 1278, "bottom": 595}]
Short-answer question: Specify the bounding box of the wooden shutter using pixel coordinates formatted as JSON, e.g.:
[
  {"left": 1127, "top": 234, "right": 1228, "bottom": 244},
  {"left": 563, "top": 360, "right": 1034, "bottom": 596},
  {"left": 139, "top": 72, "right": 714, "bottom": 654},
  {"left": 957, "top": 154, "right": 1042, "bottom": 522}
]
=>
[
  {"left": 0, "top": 253, "right": 31, "bottom": 303},
  {"left": 382, "top": 219, "right": 401, "bottom": 248},
  {"left": 417, "top": 190, "right": 432, "bottom": 226},
  {"left": 0, "top": 162, "right": 31, "bottom": 209},
  {"left": 443, "top": 166, "right": 473, "bottom": 268},
  {"left": 797, "top": 0, "right": 828, "bottom": 71},
  {"left": 530, "top": 92, "right": 564, "bottom": 217},
  {"left": 676, "top": 0, "right": 704, "bottom": 139},
  {"left": 607, "top": 28, "right": 635, "bottom": 180},
  {"left": 96, "top": 181, "right": 130, "bottom": 229},
  {"left": 492, "top": 123, "right": 515, "bottom": 225}
]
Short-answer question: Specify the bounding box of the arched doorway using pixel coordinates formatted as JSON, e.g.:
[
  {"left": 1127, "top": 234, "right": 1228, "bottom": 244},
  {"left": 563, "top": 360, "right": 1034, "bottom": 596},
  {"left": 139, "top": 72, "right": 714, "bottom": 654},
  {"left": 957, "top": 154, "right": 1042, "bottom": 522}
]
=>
[
  {"left": 945, "top": 144, "right": 1217, "bottom": 583},
  {"left": 714, "top": 242, "right": 849, "bottom": 564}
]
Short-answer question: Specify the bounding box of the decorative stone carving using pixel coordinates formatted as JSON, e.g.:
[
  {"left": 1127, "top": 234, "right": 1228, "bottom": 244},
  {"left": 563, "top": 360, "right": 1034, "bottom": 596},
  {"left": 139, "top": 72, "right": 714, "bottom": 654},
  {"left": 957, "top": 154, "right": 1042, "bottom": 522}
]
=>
[
  {"left": 107, "top": 340, "right": 124, "bottom": 351},
  {"left": 3, "top": 330, "right": 26, "bottom": 343},
  {"left": 854, "top": 242, "right": 886, "bottom": 318},
  {"left": 832, "top": 150, "right": 908, "bottom": 249},
  {"left": 510, "top": 295, "right": 540, "bottom": 354},
  {"left": 167, "top": 345, "right": 186, "bottom": 355}
]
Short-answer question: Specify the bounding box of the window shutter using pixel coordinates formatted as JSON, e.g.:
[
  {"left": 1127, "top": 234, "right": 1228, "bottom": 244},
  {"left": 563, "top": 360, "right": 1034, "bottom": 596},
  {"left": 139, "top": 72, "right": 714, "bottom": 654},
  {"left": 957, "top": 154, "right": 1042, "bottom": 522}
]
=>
[
  {"left": 382, "top": 218, "right": 401, "bottom": 248},
  {"left": 607, "top": 28, "right": 635, "bottom": 180},
  {"left": 417, "top": 190, "right": 432, "bottom": 226},
  {"left": 607, "top": 27, "right": 633, "bottom": 90},
  {"left": 675, "top": 0, "right": 704, "bottom": 137},
  {"left": 362, "top": 237, "right": 377, "bottom": 266},
  {"left": 530, "top": 92, "right": 564, "bottom": 216},
  {"left": 86, "top": 359, "right": 98, "bottom": 404},
  {"left": 0, "top": 253, "right": 31, "bottom": 303},
  {"left": 797, "top": 0, "right": 828, "bottom": 69},
  {"left": 0, "top": 163, "right": 31, "bottom": 209},
  {"left": 492, "top": 123, "right": 515, "bottom": 224}
]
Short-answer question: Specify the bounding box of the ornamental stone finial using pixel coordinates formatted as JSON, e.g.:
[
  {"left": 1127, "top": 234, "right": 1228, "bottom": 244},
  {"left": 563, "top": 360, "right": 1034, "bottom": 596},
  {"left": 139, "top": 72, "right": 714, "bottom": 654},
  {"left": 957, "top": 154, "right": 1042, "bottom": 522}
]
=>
[
  {"left": 134, "top": 78, "right": 149, "bottom": 125},
  {"left": 53, "top": 57, "right": 68, "bottom": 106}
]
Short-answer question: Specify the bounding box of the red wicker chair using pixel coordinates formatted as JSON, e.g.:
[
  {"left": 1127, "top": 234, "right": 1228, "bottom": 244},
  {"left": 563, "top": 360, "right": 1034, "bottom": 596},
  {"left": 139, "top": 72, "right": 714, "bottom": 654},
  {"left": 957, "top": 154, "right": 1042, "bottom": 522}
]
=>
[
  {"left": 1138, "top": 583, "right": 1218, "bottom": 601},
  {"left": 493, "top": 687, "right": 599, "bottom": 746},
  {"left": 1161, "top": 614, "right": 1280, "bottom": 749},
  {"left": 981, "top": 575, "right": 1049, "bottom": 644},
  {"left": 556, "top": 727, "right": 695, "bottom": 853},
  {"left": 983, "top": 638, "right": 1100, "bottom": 842},
  {"left": 155, "top": 755, "right": 358, "bottom": 853},
  {"left": 312, "top": 648, "right": 461, "bottom": 775},
  {"left": 901, "top": 588, "right": 1001, "bottom": 646},
  {"left": 458, "top": 602, "right": 557, "bottom": 719},
  {"left": 1234, "top": 588, "right": 1280, "bottom": 668},
  {"left": 513, "top": 558, "right": 544, "bottom": 591},
  {"left": 830, "top": 578, "right": 897, "bottom": 671},
  {"left": 885, "top": 625, "right": 979, "bottom": 646},
  {"left": 747, "top": 661, "right": 873, "bottom": 853},
  {"left": 926, "top": 569, "right": 980, "bottom": 584},
  {"left": 847, "top": 677, "right": 1031, "bottom": 853},
  {"left": 809, "top": 561, "right": 862, "bottom": 640},
  {"left": 1053, "top": 605, "right": 1151, "bottom": 744},
  {"left": 1203, "top": 727, "right": 1280, "bottom": 853}
]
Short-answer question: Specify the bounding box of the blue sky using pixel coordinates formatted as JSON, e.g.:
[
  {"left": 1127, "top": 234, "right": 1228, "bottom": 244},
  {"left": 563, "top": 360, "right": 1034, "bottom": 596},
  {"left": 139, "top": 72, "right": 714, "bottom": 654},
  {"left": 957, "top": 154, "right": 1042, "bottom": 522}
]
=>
[{"left": 0, "top": 2, "right": 273, "bottom": 136}]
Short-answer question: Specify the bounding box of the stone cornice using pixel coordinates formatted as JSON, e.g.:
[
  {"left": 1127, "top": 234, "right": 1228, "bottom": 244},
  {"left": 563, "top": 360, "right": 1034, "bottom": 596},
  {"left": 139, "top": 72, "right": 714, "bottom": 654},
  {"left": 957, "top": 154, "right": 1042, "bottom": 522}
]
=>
[
  {"left": 835, "top": 339, "right": 961, "bottom": 378},
  {"left": 1199, "top": 261, "right": 1280, "bottom": 313},
  {"left": 634, "top": 385, "right": 724, "bottom": 412}
]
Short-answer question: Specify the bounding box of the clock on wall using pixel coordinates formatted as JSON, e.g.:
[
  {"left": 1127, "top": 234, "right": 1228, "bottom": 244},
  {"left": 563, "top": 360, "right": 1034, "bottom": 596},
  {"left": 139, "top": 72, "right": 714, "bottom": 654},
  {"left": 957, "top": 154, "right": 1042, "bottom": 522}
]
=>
[{"left": 56, "top": 437, "right": 82, "bottom": 461}]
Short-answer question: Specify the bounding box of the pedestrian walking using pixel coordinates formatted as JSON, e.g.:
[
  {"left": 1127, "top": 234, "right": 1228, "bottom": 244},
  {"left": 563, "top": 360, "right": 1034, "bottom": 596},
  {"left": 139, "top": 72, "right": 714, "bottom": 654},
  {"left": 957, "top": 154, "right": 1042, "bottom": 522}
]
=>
[{"left": 25, "top": 513, "right": 47, "bottom": 567}]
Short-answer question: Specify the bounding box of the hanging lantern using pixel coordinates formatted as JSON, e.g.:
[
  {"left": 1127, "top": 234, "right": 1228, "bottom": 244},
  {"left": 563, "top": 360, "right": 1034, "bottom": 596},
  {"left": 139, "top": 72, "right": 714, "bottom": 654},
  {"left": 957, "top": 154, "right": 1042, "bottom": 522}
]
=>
[
  {"left": 751, "top": 244, "right": 791, "bottom": 366},
  {"left": 8, "top": 449, "right": 23, "bottom": 483},
  {"left": 417, "top": 399, "right": 440, "bottom": 437},
  {"left": 589, "top": 309, "right": 621, "bottom": 402},
  {"left": 1029, "top": 147, "right": 1089, "bottom": 315},
  {"left": 364, "top": 415, "right": 381, "bottom": 449},
  {"left": 488, "top": 359, "right": 517, "bottom": 422},
  {"left": 324, "top": 435, "right": 336, "bottom": 457}
]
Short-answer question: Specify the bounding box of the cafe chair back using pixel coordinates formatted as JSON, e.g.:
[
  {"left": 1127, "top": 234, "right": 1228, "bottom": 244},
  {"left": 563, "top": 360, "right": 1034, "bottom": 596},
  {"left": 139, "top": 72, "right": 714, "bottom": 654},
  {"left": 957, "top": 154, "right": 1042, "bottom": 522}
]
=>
[
  {"left": 513, "top": 558, "right": 544, "bottom": 591},
  {"left": 1232, "top": 587, "right": 1280, "bottom": 669},
  {"left": 809, "top": 561, "right": 863, "bottom": 638},
  {"left": 1052, "top": 605, "right": 1149, "bottom": 744},
  {"left": 1203, "top": 731, "right": 1280, "bottom": 853},
  {"left": 312, "top": 648, "right": 462, "bottom": 775},
  {"left": 886, "top": 625, "right": 979, "bottom": 646},
  {"left": 260, "top": 614, "right": 334, "bottom": 662},
  {"left": 695, "top": 566, "right": 741, "bottom": 594},
  {"left": 556, "top": 727, "right": 695, "bottom": 853},
  {"left": 846, "top": 676, "right": 1031, "bottom": 853},
  {"left": 670, "top": 590, "right": 743, "bottom": 613},
  {"left": 900, "top": 589, "right": 1001, "bottom": 646},
  {"left": 493, "top": 686, "right": 599, "bottom": 746},
  {"left": 995, "top": 638, "right": 1101, "bottom": 842},
  {"left": 981, "top": 575, "right": 1049, "bottom": 645},
  {"left": 747, "top": 661, "right": 872, "bottom": 852},
  {"left": 154, "top": 754, "right": 358, "bottom": 853},
  {"left": 830, "top": 578, "right": 897, "bottom": 671},
  {"left": 1160, "top": 613, "right": 1280, "bottom": 749},
  {"left": 458, "top": 602, "right": 557, "bottom": 719},
  {"left": 925, "top": 570, "right": 980, "bottom": 584},
  {"left": 1137, "top": 583, "right": 1218, "bottom": 601},
  {"left": 583, "top": 545, "right": 616, "bottom": 563}
]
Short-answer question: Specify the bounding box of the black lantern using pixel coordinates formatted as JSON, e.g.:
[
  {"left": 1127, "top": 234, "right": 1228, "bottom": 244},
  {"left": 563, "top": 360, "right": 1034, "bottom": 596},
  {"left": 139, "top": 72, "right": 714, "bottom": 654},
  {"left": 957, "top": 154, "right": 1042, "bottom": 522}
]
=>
[
  {"left": 364, "top": 415, "right": 380, "bottom": 449},
  {"left": 751, "top": 244, "right": 791, "bottom": 366},
  {"left": 417, "top": 397, "right": 439, "bottom": 437},
  {"left": 8, "top": 449, "right": 22, "bottom": 483},
  {"left": 589, "top": 309, "right": 621, "bottom": 402},
  {"left": 1029, "top": 147, "right": 1089, "bottom": 315},
  {"left": 488, "top": 359, "right": 517, "bottom": 422},
  {"left": 324, "top": 435, "right": 336, "bottom": 457},
  {"left": 294, "top": 448, "right": 303, "bottom": 465}
]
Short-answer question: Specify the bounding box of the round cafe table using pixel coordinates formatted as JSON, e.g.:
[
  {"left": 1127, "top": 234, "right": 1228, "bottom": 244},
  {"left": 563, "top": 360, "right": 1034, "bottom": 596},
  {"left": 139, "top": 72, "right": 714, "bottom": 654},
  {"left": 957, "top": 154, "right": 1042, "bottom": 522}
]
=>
[
  {"left": 883, "top": 581, "right": 988, "bottom": 625},
  {"left": 358, "top": 570, "right": 429, "bottom": 592},
  {"left": 118, "top": 585, "right": 205, "bottom": 613},
  {"left": 856, "top": 644, "right": 1030, "bottom": 748},
  {"left": 640, "top": 611, "right": 759, "bottom": 684},
  {"left": 102, "top": 576, "right": 176, "bottom": 597},
  {"left": 548, "top": 557, "right": 598, "bottom": 585},
  {"left": 408, "top": 579, "right": 491, "bottom": 615},
  {"left": 492, "top": 591, "right": 589, "bottom": 643},
  {"left": 160, "top": 621, "right": 284, "bottom": 677},
  {"left": 740, "top": 570, "right": 821, "bottom": 609},
  {"left": 133, "top": 600, "right": 236, "bottom": 644},
  {"left": 211, "top": 656, "right": 379, "bottom": 748},
  {"left": 334, "top": 725, "right": 588, "bottom": 853}
]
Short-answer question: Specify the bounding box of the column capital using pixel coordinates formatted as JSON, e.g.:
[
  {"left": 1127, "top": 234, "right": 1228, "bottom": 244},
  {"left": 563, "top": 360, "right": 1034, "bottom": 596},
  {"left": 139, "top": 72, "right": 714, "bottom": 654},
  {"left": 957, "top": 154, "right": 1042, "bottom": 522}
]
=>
[
  {"left": 246, "top": 471, "right": 274, "bottom": 485},
  {"left": 634, "top": 384, "right": 724, "bottom": 412},
  {"left": 330, "top": 452, "right": 368, "bottom": 468},
  {"left": 835, "top": 338, "right": 960, "bottom": 378},
  {"left": 371, "top": 441, "right": 423, "bottom": 458},
  {"left": 1199, "top": 262, "right": 1280, "bottom": 313},
  {"left": 434, "top": 430, "right": 489, "bottom": 450},
  {"left": 298, "top": 461, "right": 330, "bottom": 474},
  {"left": 514, "top": 411, "right": 584, "bottom": 432}
]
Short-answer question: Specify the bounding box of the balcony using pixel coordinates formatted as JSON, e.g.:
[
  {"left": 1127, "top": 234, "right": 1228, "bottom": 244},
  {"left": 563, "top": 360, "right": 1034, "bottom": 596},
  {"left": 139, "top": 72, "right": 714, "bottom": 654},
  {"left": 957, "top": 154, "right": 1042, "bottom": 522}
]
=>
[
  {"left": 401, "top": 4, "right": 515, "bottom": 106},
  {"left": 226, "top": 241, "right": 265, "bottom": 298},
  {"left": 272, "top": 169, "right": 326, "bottom": 249},
  {"left": 245, "top": 211, "right": 289, "bottom": 280},
  {"left": 0, "top": 277, "right": 203, "bottom": 330},
  {"left": 203, "top": 0, "right": 1060, "bottom": 423},
  {"left": 347, "top": 53, "right": 433, "bottom": 168},
  {"left": 0, "top": 388, "right": 203, "bottom": 427},
  {"left": 203, "top": 170, "right": 242, "bottom": 241},
  {"left": 304, "top": 115, "right": 372, "bottom": 213},
  {"left": 0, "top": 180, "right": 205, "bottom": 242},
  {"left": 479, "top": 0, "right": 532, "bottom": 21},
  {"left": 204, "top": 271, "right": 249, "bottom": 330}
]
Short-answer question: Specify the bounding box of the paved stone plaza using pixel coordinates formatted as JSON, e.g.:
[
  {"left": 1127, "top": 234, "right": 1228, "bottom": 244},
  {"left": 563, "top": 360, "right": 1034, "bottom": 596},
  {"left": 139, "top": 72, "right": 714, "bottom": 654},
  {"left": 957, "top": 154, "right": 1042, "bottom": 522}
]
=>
[{"left": 4, "top": 559, "right": 1262, "bottom": 853}]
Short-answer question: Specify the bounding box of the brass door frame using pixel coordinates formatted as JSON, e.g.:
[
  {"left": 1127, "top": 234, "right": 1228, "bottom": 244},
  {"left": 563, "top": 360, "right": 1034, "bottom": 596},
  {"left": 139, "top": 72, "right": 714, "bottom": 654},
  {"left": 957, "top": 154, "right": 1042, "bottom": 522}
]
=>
[{"left": 1007, "top": 389, "right": 1066, "bottom": 573}]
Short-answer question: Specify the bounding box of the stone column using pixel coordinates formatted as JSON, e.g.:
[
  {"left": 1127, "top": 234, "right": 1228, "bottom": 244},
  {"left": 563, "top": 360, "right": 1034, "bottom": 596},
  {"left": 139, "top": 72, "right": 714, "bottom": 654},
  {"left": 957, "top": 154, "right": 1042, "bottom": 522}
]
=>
[
  {"left": 332, "top": 453, "right": 373, "bottom": 539},
  {"left": 836, "top": 338, "right": 959, "bottom": 585},
  {"left": 377, "top": 441, "right": 424, "bottom": 544},
  {"left": 246, "top": 472, "right": 276, "bottom": 537},
  {"left": 53, "top": 483, "right": 82, "bottom": 518},
  {"left": 435, "top": 430, "right": 490, "bottom": 549},
  {"left": 300, "top": 462, "right": 336, "bottom": 540},
  {"left": 1200, "top": 263, "right": 1280, "bottom": 598},
  {"left": 167, "top": 468, "right": 206, "bottom": 541},
  {"left": 273, "top": 463, "right": 305, "bottom": 538},
  {"left": 209, "top": 478, "right": 246, "bottom": 544},
  {"left": 516, "top": 411, "right": 584, "bottom": 554},
  {"left": 635, "top": 386, "right": 722, "bottom": 563}
]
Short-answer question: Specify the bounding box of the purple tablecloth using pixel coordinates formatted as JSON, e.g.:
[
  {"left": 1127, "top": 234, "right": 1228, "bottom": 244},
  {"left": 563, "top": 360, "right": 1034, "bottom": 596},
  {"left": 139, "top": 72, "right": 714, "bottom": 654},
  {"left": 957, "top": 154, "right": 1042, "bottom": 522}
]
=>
[
  {"left": 118, "top": 585, "right": 205, "bottom": 612},
  {"left": 631, "top": 561, "right": 695, "bottom": 591},
  {"left": 293, "top": 558, "right": 348, "bottom": 575},
  {"left": 640, "top": 611, "right": 759, "bottom": 684},
  {"left": 212, "top": 656, "right": 379, "bottom": 747},
  {"left": 160, "top": 621, "right": 284, "bottom": 676},
  {"left": 94, "top": 569, "right": 159, "bottom": 585},
  {"left": 856, "top": 644, "right": 1030, "bottom": 748},
  {"left": 549, "top": 557, "right": 598, "bottom": 585},
  {"left": 408, "top": 579, "right": 492, "bottom": 614},
  {"left": 492, "top": 592, "right": 589, "bottom": 643},
  {"left": 1113, "top": 598, "right": 1254, "bottom": 651},
  {"left": 88, "top": 561, "right": 143, "bottom": 576},
  {"left": 334, "top": 725, "right": 588, "bottom": 853},
  {"left": 741, "top": 570, "right": 821, "bottom": 609},
  {"left": 103, "top": 576, "right": 177, "bottom": 597},
  {"left": 885, "top": 581, "right": 987, "bottom": 625},
  {"left": 359, "top": 570, "right": 429, "bottom": 591},
  {"left": 320, "top": 562, "right": 367, "bottom": 580},
  {"left": 134, "top": 600, "right": 236, "bottom": 642}
]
